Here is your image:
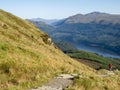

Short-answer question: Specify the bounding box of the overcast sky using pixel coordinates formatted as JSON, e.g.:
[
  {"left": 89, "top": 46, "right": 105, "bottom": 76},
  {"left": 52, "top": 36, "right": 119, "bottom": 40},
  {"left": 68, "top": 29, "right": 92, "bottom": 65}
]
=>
[{"left": 0, "top": 0, "right": 120, "bottom": 19}]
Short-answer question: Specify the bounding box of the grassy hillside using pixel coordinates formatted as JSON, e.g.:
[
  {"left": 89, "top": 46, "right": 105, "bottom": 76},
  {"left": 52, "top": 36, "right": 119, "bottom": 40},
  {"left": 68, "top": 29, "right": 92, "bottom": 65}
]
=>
[
  {"left": 0, "top": 10, "right": 120, "bottom": 90},
  {"left": 0, "top": 9, "right": 95, "bottom": 90}
]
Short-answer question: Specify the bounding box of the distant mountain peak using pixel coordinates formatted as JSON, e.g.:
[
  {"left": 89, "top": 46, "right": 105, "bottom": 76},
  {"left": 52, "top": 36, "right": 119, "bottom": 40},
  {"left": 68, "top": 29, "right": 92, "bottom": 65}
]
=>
[
  {"left": 87, "top": 11, "right": 103, "bottom": 14},
  {"left": 68, "top": 12, "right": 108, "bottom": 17},
  {"left": 85, "top": 12, "right": 110, "bottom": 16},
  {"left": 71, "top": 14, "right": 83, "bottom": 17},
  {"left": 60, "top": 12, "right": 120, "bottom": 24}
]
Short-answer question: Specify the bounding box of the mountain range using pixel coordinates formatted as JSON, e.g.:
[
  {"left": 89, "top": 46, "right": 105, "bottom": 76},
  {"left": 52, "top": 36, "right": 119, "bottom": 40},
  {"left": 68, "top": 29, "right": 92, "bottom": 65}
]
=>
[
  {"left": 28, "top": 12, "right": 120, "bottom": 57},
  {"left": 28, "top": 18, "right": 58, "bottom": 25}
]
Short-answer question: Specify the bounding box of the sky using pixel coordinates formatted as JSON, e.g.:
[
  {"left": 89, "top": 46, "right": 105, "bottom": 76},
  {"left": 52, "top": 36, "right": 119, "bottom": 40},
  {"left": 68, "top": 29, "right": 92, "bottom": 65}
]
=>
[{"left": 0, "top": 0, "right": 120, "bottom": 19}]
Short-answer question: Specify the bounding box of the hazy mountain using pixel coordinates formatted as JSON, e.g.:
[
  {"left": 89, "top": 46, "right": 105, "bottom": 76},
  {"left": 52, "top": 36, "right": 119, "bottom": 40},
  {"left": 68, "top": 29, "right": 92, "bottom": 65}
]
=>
[
  {"left": 27, "top": 20, "right": 55, "bottom": 35},
  {"left": 29, "top": 12, "right": 120, "bottom": 56},
  {"left": 28, "top": 18, "right": 58, "bottom": 25},
  {"left": 54, "top": 12, "right": 120, "bottom": 57},
  {"left": 29, "top": 12, "right": 120, "bottom": 57},
  {"left": 54, "top": 12, "right": 120, "bottom": 25}
]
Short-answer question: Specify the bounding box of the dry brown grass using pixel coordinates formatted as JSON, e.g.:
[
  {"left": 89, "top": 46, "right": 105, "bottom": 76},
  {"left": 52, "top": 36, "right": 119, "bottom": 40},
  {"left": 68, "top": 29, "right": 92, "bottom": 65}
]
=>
[{"left": 0, "top": 9, "right": 96, "bottom": 90}]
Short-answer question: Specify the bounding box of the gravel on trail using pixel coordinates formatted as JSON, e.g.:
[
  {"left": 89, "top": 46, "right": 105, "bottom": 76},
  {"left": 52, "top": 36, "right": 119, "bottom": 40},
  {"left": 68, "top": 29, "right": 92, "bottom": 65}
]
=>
[{"left": 31, "top": 74, "right": 78, "bottom": 90}]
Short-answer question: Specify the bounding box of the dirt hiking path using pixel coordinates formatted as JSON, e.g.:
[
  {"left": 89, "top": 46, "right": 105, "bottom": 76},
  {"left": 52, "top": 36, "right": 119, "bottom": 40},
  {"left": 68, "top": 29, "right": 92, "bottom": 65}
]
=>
[{"left": 31, "top": 74, "right": 78, "bottom": 90}]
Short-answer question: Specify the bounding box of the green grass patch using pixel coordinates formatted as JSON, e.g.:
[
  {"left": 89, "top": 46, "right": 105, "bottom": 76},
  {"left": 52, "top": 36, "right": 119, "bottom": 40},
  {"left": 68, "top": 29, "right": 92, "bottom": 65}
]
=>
[
  {"left": 0, "top": 43, "right": 9, "bottom": 51},
  {"left": 67, "top": 50, "right": 120, "bottom": 70}
]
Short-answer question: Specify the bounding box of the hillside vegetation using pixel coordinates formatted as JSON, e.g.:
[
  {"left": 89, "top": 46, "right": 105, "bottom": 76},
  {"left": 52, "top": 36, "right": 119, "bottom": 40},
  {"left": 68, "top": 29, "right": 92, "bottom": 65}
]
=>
[
  {"left": 0, "top": 10, "right": 120, "bottom": 90},
  {"left": 48, "top": 40, "right": 120, "bottom": 70},
  {"left": 66, "top": 50, "right": 120, "bottom": 70},
  {"left": 0, "top": 9, "right": 95, "bottom": 90}
]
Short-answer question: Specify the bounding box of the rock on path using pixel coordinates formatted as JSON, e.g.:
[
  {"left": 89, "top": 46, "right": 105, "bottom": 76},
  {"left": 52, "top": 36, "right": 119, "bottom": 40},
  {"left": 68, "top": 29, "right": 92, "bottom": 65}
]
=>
[{"left": 31, "top": 74, "right": 78, "bottom": 90}]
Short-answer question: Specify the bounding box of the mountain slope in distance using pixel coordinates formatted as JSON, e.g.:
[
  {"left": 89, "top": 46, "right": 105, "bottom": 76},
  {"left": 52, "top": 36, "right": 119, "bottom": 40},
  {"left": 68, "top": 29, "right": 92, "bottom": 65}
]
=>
[
  {"left": 55, "top": 12, "right": 120, "bottom": 25},
  {"left": 27, "top": 20, "right": 55, "bottom": 35},
  {"left": 27, "top": 18, "right": 58, "bottom": 25},
  {"left": 31, "top": 12, "right": 120, "bottom": 57}
]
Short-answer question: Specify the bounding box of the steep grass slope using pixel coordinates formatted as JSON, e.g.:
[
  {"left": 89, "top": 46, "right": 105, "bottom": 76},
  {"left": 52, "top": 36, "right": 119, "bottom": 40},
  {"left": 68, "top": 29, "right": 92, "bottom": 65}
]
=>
[{"left": 0, "top": 10, "right": 95, "bottom": 90}]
